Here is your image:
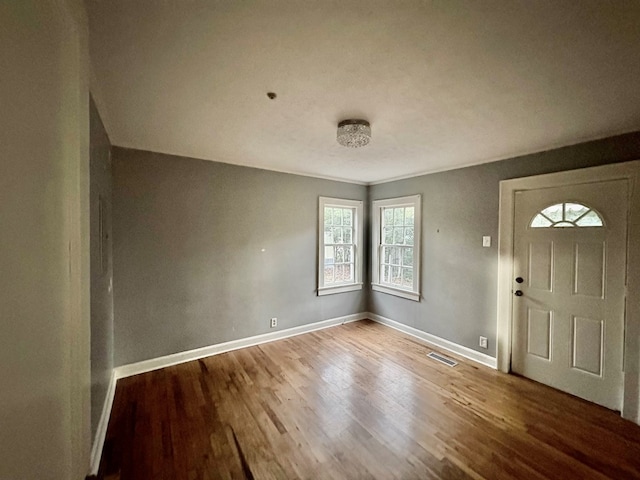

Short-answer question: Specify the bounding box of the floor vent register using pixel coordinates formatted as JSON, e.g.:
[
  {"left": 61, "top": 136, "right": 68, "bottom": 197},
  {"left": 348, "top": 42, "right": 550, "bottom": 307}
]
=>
[{"left": 427, "top": 351, "right": 458, "bottom": 367}]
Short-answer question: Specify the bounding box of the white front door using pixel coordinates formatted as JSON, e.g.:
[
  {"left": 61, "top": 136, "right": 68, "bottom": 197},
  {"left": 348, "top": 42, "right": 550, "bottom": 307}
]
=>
[{"left": 511, "top": 179, "right": 628, "bottom": 410}]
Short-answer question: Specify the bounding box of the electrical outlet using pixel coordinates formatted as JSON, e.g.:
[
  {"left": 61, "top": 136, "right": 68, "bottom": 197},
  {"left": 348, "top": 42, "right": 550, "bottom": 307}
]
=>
[
  {"left": 482, "top": 236, "right": 491, "bottom": 247},
  {"left": 270, "top": 317, "right": 277, "bottom": 328},
  {"left": 479, "top": 336, "right": 488, "bottom": 349}
]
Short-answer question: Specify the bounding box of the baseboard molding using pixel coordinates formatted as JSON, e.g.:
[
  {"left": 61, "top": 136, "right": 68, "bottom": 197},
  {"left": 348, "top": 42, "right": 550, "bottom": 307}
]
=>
[
  {"left": 89, "top": 370, "right": 117, "bottom": 476},
  {"left": 114, "top": 312, "right": 368, "bottom": 380},
  {"left": 367, "top": 312, "right": 497, "bottom": 369},
  {"left": 113, "top": 310, "right": 496, "bottom": 379}
]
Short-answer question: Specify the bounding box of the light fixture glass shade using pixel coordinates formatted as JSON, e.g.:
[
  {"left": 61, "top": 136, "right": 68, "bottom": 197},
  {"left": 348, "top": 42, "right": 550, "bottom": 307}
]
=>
[{"left": 337, "top": 119, "right": 371, "bottom": 148}]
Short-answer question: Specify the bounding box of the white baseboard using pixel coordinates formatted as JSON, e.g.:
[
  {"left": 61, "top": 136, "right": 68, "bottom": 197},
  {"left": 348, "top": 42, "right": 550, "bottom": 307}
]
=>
[
  {"left": 89, "top": 370, "right": 117, "bottom": 476},
  {"left": 366, "top": 312, "right": 497, "bottom": 369},
  {"left": 114, "top": 312, "right": 367, "bottom": 380}
]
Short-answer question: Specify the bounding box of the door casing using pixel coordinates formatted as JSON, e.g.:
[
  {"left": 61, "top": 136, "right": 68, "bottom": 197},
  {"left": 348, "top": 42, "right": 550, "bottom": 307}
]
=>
[{"left": 497, "top": 160, "right": 640, "bottom": 423}]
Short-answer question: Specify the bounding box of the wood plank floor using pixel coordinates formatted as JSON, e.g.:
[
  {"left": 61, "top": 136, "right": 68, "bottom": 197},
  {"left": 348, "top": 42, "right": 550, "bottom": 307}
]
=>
[{"left": 98, "top": 320, "right": 640, "bottom": 479}]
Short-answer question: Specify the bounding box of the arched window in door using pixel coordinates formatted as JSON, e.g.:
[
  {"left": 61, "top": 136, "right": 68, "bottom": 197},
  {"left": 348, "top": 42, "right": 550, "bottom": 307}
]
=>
[{"left": 530, "top": 202, "right": 604, "bottom": 228}]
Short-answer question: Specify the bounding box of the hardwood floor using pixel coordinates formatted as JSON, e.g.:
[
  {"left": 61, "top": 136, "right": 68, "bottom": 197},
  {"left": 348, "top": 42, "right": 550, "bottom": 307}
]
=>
[{"left": 98, "top": 320, "right": 640, "bottom": 479}]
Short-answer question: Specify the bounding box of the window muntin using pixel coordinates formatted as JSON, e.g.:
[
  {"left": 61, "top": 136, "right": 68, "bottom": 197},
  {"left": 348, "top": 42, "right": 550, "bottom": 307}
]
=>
[
  {"left": 318, "top": 197, "right": 363, "bottom": 295},
  {"left": 372, "top": 195, "right": 421, "bottom": 301},
  {"left": 530, "top": 202, "right": 603, "bottom": 228}
]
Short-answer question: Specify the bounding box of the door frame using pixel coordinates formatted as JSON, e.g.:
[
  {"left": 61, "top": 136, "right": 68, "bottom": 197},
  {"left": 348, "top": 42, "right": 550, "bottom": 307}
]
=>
[{"left": 496, "top": 160, "right": 640, "bottom": 423}]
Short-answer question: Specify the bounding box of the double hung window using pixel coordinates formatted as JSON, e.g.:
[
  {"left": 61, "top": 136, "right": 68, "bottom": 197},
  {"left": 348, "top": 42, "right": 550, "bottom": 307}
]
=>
[
  {"left": 318, "top": 197, "right": 363, "bottom": 295},
  {"left": 372, "top": 195, "right": 421, "bottom": 301}
]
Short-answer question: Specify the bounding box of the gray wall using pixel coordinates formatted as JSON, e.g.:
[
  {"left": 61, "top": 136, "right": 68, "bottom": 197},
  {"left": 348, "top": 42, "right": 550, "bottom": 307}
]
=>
[
  {"left": 0, "top": 1, "right": 90, "bottom": 478},
  {"left": 369, "top": 131, "right": 640, "bottom": 357},
  {"left": 113, "top": 148, "right": 367, "bottom": 366},
  {"left": 90, "top": 96, "right": 113, "bottom": 440}
]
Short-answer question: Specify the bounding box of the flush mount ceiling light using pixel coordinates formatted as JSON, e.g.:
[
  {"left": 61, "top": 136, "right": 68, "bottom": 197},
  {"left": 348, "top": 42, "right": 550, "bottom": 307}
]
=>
[{"left": 337, "top": 119, "right": 371, "bottom": 148}]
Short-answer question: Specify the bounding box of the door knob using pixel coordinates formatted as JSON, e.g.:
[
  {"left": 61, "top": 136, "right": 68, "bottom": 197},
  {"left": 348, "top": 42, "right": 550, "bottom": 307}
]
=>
[
  {"left": 515, "top": 277, "right": 524, "bottom": 284},
  {"left": 515, "top": 290, "right": 523, "bottom": 296}
]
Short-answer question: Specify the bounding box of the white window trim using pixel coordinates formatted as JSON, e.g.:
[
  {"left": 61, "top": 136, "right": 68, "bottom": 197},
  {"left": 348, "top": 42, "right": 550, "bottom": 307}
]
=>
[
  {"left": 371, "top": 194, "right": 421, "bottom": 301},
  {"left": 318, "top": 197, "right": 364, "bottom": 296}
]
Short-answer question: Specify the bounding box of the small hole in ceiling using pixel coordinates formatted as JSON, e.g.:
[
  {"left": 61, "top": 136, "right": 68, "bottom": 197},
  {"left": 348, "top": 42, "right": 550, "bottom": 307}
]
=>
[{"left": 267, "top": 92, "right": 277, "bottom": 100}]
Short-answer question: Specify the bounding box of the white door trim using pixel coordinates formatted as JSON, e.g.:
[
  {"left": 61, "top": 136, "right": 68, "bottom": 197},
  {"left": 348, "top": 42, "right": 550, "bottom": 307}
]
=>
[{"left": 497, "top": 160, "right": 640, "bottom": 423}]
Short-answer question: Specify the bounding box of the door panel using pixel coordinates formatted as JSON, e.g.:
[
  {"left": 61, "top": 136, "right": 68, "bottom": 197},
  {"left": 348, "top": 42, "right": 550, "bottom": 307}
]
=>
[
  {"left": 527, "top": 308, "right": 552, "bottom": 359},
  {"left": 512, "top": 180, "right": 628, "bottom": 410},
  {"left": 571, "top": 316, "right": 603, "bottom": 375},
  {"left": 573, "top": 242, "right": 605, "bottom": 298},
  {"left": 529, "top": 242, "right": 553, "bottom": 291}
]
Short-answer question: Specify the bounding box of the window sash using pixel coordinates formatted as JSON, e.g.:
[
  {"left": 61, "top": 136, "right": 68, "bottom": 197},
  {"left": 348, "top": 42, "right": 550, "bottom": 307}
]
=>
[
  {"left": 324, "top": 242, "right": 356, "bottom": 285},
  {"left": 379, "top": 244, "right": 414, "bottom": 290}
]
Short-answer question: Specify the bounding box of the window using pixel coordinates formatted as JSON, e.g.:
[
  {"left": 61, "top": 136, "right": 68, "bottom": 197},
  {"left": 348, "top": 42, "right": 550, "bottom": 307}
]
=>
[
  {"left": 372, "top": 195, "right": 421, "bottom": 301},
  {"left": 530, "top": 202, "right": 604, "bottom": 228},
  {"left": 318, "top": 197, "right": 363, "bottom": 295}
]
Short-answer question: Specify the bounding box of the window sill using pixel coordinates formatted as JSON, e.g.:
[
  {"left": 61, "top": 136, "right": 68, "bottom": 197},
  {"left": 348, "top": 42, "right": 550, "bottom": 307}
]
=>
[
  {"left": 371, "top": 283, "right": 420, "bottom": 301},
  {"left": 317, "top": 283, "right": 363, "bottom": 296}
]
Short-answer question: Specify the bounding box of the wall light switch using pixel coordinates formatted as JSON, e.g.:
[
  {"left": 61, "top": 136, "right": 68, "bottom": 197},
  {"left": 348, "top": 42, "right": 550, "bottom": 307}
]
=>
[{"left": 482, "top": 236, "right": 491, "bottom": 247}]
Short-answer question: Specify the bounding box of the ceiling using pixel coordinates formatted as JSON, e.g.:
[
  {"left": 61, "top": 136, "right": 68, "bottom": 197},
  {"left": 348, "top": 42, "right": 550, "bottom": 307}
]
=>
[{"left": 88, "top": 1, "right": 640, "bottom": 184}]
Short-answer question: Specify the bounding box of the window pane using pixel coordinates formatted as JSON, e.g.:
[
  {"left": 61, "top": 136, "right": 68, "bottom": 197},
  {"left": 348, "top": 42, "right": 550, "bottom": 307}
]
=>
[
  {"left": 324, "top": 246, "right": 334, "bottom": 264},
  {"left": 333, "top": 264, "right": 344, "bottom": 282},
  {"left": 531, "top": 214, "right": 553, "bottom": 228},
  {"left": 382, "top": 265, "right": 390, "bottom": 283},
  {"left": 394, "top": 207, "right": 405, "bottom": 226},
  {"left": 334, "top": 264, "right": 342, "bottom": 282},
  {"left": 333, "top": 227, "right": 343, "bottom": 244},
  {"left": 345, "top": 263, "right": 354, "bottom": 282},
  {"left": 344, "top": 246, "right": 352, "bottom": 263},
  {"left": 343, "top": 264, "right": 351, "bottom": 281},
  {"left": 343, "top": 209, "right": 353, "bottom": 226},
  {"left": 324, "top": 266, "right": 334, "bottom": 284},
  {"left": 384, "top": 208, "right": 393, "bottom": 226},
  {"left": 335, "top": 246, "right": 344, "bottom": 263},
  {"left": 402, "top": 247, "right": 413, "bottom": 267},
  {"left": 564, "top": 203, "right": 590, "bottom": 222},
  {"left": 393, "top": 227, "right": 404, "bottom": 244},
  {"left": 382, "top": 246, "right": 390, "bottom": 264},
  {"left": 404, "top": 227, "right": 414, "bottom": 246},
  {"left": 386, "top": 247, "right": 398, "bottom": 265},
  {"left": 333, "top": 208, "right": 343, "bottom": 225},
  {"left": 576, "top": 211, "right": 603, "bottom": 227},
  {"left": 402, "top": 268, "right": 413, "bottom": 288},
  {"left": 324, "top": 207, "right": 333, "bottom": 226},
  {"left": 344, "top": 228, "right": 352, "bottom": 244},
  {"left": 393, "top": 247, "right": 404, "bottom": 265},
  {"left": 404, "top": 207, "right": 414, "bottom": 226},
  {"left": 577, "top": 211, "right": 603, "bottom": 227},
  {"left": 541, "top": 204, "right": 563, "bottom": 222},
  {"left": 390, "top": 266, "right": 401, "bottom": 285},
  {"left": 324, "top": 228, "right": 332, "bottom": 243},
  {"left": 384, "top": 227, "right": 393, "bottom": 244}
]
